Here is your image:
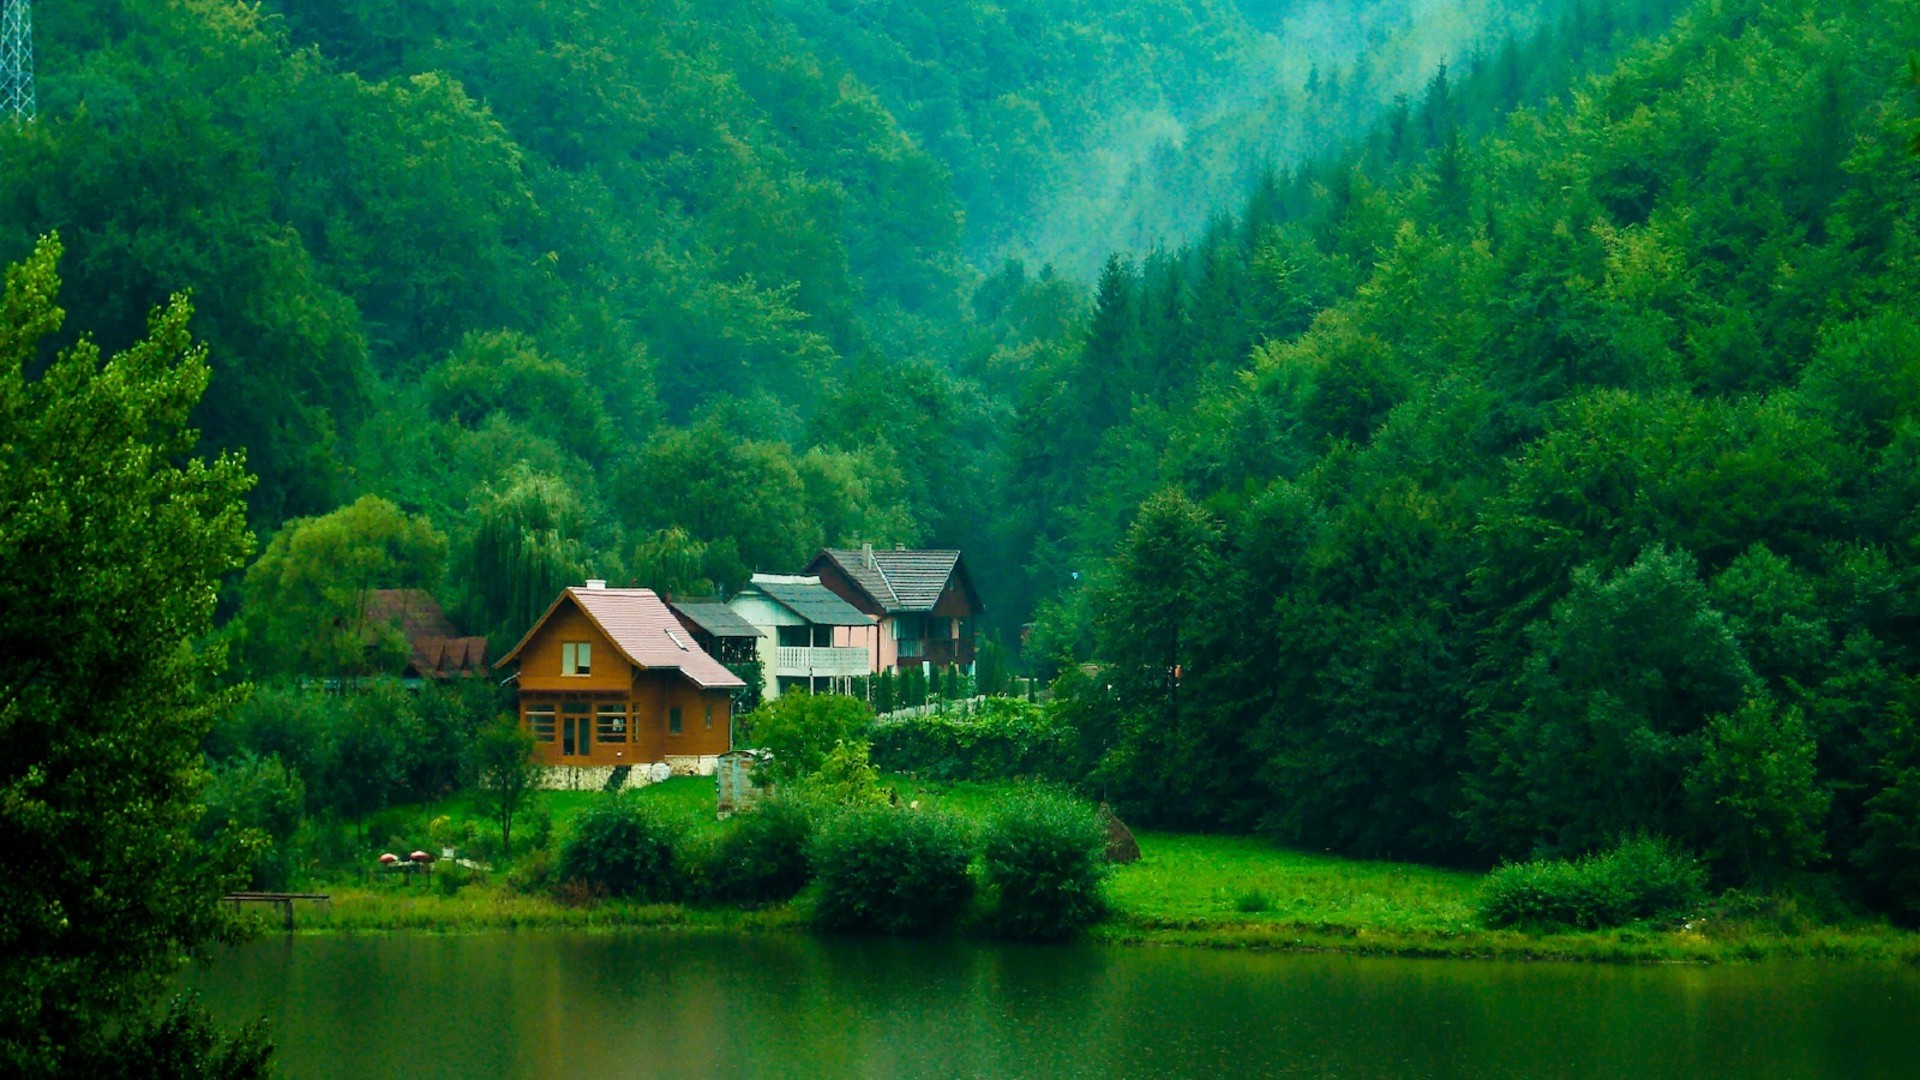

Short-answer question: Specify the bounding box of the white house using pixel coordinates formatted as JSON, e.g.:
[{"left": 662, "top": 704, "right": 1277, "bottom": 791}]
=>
[{"left": 725, "top": 573, "right": 878, "bottom": 701}]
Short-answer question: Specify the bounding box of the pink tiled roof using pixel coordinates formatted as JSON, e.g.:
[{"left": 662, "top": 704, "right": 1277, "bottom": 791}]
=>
[{"left": 503, "top": 587, "right": 744, "bottom": 690}]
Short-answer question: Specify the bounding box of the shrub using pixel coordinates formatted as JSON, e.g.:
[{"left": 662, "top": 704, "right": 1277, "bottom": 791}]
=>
[
  {"left": 981, "top": 789, "right": 1110, "bottom": 939},
  {"left": 812, "top": 806, "right": 975, "bottom": 934},
  {"left": 798, "top": 739, "right": 887, "bottom": 807},
  {"left": 556, "top": 796, "right": 682, "bottom": 901},
  {"left": 507, "top": 847, "right": 556, "bottom": 895},
  {"left": 1480, "top": 836, "right": 1707, "bottom": 930},
  {"left": 869, "top": 698, "right": 1068, "bottom": 781},
  {"left": 1233, "top": 889, "right": 1272, "bottom": 914},
  {"left": 708, "top": 796, "right": 820, "bottom": 906},
  {"left": 194, "top": 754, "right": 307, "bottom": 890},
  {"left": 434, "top": 861, "right": 473, "bottom": 897},
  {"left": 741, "top": 692, "right": 872, "bottom": 783}
]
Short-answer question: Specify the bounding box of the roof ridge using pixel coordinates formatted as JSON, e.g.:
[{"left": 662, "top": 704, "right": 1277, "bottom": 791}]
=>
[{"left": 870, "top": 555, "right": 900, "bottom": 607}]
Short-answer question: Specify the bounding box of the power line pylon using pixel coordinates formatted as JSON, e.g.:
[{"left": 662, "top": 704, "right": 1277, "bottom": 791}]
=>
[{"left": 1, "top": 0, "right": 33, "bottom": 124}]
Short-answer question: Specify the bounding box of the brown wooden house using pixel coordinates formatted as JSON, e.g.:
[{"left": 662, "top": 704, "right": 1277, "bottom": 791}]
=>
[
  {"left": 806, "top": 546, "right": 982, "bottom": 672},
  {"left": 359, "top": 589, "right": 488, "bottom": 685},
  {"left": 499, "top": 583, "right": 743, "bottom": 769}
]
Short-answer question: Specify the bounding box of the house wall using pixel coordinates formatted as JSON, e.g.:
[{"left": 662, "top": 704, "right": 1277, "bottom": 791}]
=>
[
  {"left": 728, "top": 592, "right": 801, "bottom": 702},
  {"left": 876, "top": 615, "right": 900, "bottom": 672},
  {"left": 516, "top": 602, "right": 632, "bottom": 692}
]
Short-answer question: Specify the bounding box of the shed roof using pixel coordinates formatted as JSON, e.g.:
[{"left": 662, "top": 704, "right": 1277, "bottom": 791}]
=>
[
  {"left": 812, "top": 548, "right": 968, "bottom": 613},
  {"left": 670, "top": 601, "right": 762, "bottom": 639},
  {"left": 500, "top": 587, "right": 744, "bottom": 690},
  {"left": 740, "top": 574, "right": 873, "bottom": 626}
]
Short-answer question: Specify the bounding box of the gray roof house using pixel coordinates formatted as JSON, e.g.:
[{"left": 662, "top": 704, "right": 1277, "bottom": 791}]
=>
[{"left": 806, "top": 546, "right": 981, "bottom": 672}]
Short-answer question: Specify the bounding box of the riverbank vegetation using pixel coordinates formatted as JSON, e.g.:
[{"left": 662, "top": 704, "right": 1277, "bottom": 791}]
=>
[{"left": 261, "top": 771, "right": 1920, "bottom": 966}]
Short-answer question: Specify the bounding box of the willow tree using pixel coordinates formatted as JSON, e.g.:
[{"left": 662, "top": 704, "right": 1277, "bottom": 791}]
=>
[
  {"left": 467, "top": 466, "right": 588, "bottom": 646},
  {"left": 0, "top": 237, "right": 270, "bottom": 1076}
]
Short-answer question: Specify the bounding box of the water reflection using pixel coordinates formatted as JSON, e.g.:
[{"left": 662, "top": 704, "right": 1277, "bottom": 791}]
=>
[{"left": 185, "top": 932, "right": 1920, "bottom": 1078}]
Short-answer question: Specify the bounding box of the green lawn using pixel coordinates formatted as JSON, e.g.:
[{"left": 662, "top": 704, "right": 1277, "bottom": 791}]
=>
[{"left": 1110, "top": 832, "right": 1480, "bottom": 935}]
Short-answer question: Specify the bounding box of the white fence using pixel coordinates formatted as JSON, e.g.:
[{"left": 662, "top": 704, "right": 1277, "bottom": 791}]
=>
[{"left": 872, "top": 695, "right": 989, "bottom": 724}]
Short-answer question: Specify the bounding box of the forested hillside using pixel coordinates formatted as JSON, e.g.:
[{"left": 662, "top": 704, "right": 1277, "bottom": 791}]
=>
[
  {"left": 1038, "top": 0, "right": 1920, "bottom": 913},
  {"left": 0, "top": 0, "right": 1642, "bottom": 659},
  {"left": 14, "top": 0, "right": 1919, "bottom": 911}
]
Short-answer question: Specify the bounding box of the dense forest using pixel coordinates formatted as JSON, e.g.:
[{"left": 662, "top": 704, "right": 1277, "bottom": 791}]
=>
[{"left": 5, "top": 0, "right": 1920, "bottom": 914}]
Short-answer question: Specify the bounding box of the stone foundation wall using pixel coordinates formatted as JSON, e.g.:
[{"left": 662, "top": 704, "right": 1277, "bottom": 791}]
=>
[{"left": 535, "top": 755, "right": 720, "bottom": 793}]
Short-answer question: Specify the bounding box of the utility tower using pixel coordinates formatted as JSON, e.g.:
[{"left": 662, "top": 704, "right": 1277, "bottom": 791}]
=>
[{"left": 1, "top": 0, "right": 32, "bottom": 124}]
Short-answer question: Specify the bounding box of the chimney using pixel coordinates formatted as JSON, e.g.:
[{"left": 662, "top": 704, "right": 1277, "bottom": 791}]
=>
[
  {"left": 585, "top": 579, "right": 607, "bottom": 590},
  {"left": 862, "top": 542, "right": 874, "bottom": 569}
]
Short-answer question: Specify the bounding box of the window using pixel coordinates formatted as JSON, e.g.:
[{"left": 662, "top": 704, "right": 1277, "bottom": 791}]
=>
[
  {"left": 776, "top": 625, "right": 810, "bottom": 648},
  {"left": 526, "top": 704, "right": 556, "bottom": 743},
  {"left": 704, "top": 705, "right": 714, "bottom": 730},
  {"left": 596, "top": 704, "right": 627, "bottom": 743},
  {"left": 668, "top": 706, "right": 682, "bottom": 735},
  {"left": 562, "top": 641, "right": 592, "bottom": 676}
]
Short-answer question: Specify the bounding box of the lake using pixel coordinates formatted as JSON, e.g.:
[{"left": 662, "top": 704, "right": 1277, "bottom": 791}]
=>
[{"left": 187, "top": 932, "right": 1920, "bottom": 1078}]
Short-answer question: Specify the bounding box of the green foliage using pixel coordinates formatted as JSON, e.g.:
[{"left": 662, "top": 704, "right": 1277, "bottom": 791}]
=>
[
  {"left": 66, "top": 995, "right": 272, "bottom": 1080},
  {"left": 706, "top": 796, "right": 819, "bottom": 906},
  {"left": 980, "top": 789, "right": 1110, "bottom": 939},
  {"left": 469, "top": 717, "right": 541, "bottom": 858},
  {"left": 195, "top": 755, "right": 307, "bottom": 890},
  {"left": 1478, "top": 837, "right": 1708, "bottom": 931},
  {"left": 799, "top": 740, "right": 887, "bottom": 808},
  {"left": 1685, "top": 700, "right": 1830, "bottom": 885},
  {"left": 811, "top": 807, "right": 976, "bottom": 934},
  {"left": 741, "top": 693, "right": 872, "bottom": 784},
  {"left": 322, "top": 681, "right": 413, "bottom": 834},
  {"left": 556, "top": 797, "right": 682, "bottom": 901},
  {"left": 237, "top": 495, "right": 447, "bottom": 677},
  {"left": 870, "top": 697, "right": 1068, "bottom": 781},
  {"left": 464, "top": 467, "right": 589, "bottom": 647},
  {"left": 0, "top": 238, "right": 265, "bottom": 1076}
]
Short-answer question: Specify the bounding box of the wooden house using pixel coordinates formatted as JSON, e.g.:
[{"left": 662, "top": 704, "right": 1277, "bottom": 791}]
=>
[
  {"left": 806, "top": 546, "right": 981, "bottom": 673},
  {"left": 358, "top": 588, "right": 488, "bottom": 686},
  {"left": 726, "top": 573, "right": 877, "bottom": 700},
  {"left": 499, "top": 582, "right": 743, "bottom": 770}
]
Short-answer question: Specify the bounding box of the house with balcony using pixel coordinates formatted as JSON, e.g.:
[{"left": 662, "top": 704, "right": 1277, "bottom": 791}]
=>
[
  {"left": 806, "top": 546, "right": 981, "bottom": 674},
  {"left": 725, "top": 573, "right": 877, "bottom": 701},
  {"left": 499, "top": 582, "right": 742, "bottom": 780}
]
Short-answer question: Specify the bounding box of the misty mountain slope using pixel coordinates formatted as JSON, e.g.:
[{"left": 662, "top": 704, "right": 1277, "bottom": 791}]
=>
[
  {"left": 988, "top": 0, "right": 1697, "bottom": 626},
  {"left": 771, "top": 0, "right": 1594, "bottom": 274},
  {"left": 1029, "top": 0, "right": 1920, "bottom": 909}
]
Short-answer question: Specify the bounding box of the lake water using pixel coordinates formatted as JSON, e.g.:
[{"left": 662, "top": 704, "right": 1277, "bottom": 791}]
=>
[{"left": 186, "top": 932, "right": 1920, "bottom": 1078}]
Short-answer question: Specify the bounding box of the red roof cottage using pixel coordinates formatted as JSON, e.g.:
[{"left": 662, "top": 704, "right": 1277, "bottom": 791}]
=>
[{"left": 499, "top": 582, "right": 742, "bottom": 774}]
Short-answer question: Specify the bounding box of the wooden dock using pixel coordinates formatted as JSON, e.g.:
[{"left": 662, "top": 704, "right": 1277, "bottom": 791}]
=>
[{"left": 223, "top": 891, "right": 331, "bottom": 931}]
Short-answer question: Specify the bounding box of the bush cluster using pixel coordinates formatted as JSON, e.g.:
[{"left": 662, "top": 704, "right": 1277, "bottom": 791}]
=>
[
  {"left": 556, "top": 797, "right": 681, "bottom": 901},
  {"left": 1479, "top": 836, "right": 1707, "bottom": 930},
  {"left": 706, "top": 796, "right": 819, "bottom": 906},
  {"left": 812, "top": 807, "right": 975, "bottom": 934},
  {"left": 869, "top": 698, "right": 1068, "bottom": 782},
  {"left": 980, "top": 789, "right": 1110, "bottom": 939}
]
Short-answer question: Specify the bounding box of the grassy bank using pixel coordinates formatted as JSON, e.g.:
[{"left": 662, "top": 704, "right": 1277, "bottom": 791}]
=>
[{"left": 278, "top": 779, "right": 1920, "bottom": 964}]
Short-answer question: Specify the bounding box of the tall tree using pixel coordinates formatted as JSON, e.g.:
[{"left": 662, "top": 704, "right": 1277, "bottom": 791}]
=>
[{"left": 0, "top": 237, "right": 269, "bottom": 1076}]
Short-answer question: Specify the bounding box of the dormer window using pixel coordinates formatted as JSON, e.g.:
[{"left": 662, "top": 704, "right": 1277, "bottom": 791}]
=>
[{"left": 562, "top": 641, "right": 592, "bottom": 676}]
